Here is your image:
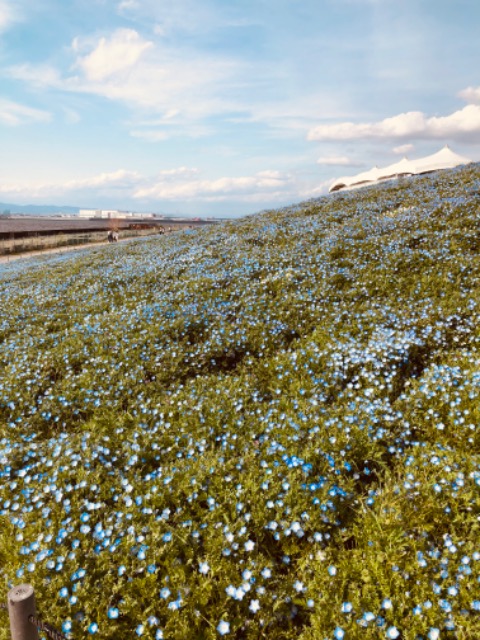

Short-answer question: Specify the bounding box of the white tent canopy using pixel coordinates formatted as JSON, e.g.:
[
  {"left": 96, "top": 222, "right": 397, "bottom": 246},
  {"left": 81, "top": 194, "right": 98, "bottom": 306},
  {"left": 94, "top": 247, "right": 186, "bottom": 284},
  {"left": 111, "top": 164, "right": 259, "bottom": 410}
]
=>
[
  {"left": 329, "top": 146, "right": 472, "bottom": 193},
  {"left": 378, "top": 157, "right": 414, "bottom": 181},
  {"left": 406, "top": 146, "right": 471, "bottom": 175}
]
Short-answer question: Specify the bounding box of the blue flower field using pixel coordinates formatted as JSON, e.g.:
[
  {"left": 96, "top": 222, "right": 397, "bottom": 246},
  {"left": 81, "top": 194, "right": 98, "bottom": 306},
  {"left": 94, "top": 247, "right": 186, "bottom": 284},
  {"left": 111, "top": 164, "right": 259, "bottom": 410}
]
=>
[{"left": 1, "top": 164, "right": 480, "bottom": 639}]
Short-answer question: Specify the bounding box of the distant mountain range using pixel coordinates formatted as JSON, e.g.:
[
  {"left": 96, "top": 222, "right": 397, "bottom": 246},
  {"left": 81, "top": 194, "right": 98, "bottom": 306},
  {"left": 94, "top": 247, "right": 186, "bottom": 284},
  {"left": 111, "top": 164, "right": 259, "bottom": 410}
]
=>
[{"left": 0, "top": 202, "right": 80, "bottom": 215}]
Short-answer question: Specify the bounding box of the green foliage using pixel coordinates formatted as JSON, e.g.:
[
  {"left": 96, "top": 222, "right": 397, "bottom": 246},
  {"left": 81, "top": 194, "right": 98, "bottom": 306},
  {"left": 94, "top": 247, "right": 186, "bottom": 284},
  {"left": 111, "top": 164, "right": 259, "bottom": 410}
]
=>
[{"left": 0, "top": 165, "right": 480, "bottom": 639}]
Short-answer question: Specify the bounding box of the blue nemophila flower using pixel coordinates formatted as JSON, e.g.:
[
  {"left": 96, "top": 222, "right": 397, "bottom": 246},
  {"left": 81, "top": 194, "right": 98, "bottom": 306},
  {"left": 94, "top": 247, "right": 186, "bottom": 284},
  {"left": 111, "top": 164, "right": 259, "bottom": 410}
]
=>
[
  {"left": 199, "top": 561, "right": 210, "bottom": 574},
  {"left": 341, "top": 602, "right": 353, "bottom": 613},
  {"left": 386, "top": 627, "right": 400, "bottom": 639},
  {"left": 328, "top": 565, "right": 337, "bottom": 576},
  {"left": 107, "top": 607, "right": 119, "bottom": 619},
  {"left": 88, "top": 622, "right": 98, "bottom": 634},
  {"left": 333, "top": 627, "right": 345, "bottom": 640},
  {"left": 233, "top": 587, "right": 245, "bottom": 601},
  {"left": 168, "top": 597, "right": 182, "bottom": 611},
  {"left": 59, "top": 587, "right": 68, "bottom": 598},
  {"left": 428, "top": 629, "right": 440, "bottom": 640},
  {"left": 249, "top": 599, "right": 260, "bottom": 613},
  {"left": 293, "top": 580, "right": 305, "bottom": 593},
  {"left": 160, "top": 587, "right": 171, "bottom": 599},
  {"left": 62, "top": 620, "right": 72, "bottom": 633},
  {"left": 217, "top": 620, "right": 230, "bottom": 635}
]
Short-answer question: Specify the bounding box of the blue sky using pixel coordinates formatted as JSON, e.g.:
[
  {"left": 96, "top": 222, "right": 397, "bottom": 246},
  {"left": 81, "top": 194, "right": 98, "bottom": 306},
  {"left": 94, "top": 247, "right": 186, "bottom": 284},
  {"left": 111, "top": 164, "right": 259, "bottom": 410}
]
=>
[{"left": 1, "top": 0, "right": 480, "bottom": 216}]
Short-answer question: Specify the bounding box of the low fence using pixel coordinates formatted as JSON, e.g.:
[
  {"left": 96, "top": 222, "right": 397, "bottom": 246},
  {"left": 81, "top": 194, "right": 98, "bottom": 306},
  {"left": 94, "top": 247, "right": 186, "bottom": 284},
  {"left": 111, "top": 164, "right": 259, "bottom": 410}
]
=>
[{"left": 1, "top": 585, "right": 68, "bottom": 640}]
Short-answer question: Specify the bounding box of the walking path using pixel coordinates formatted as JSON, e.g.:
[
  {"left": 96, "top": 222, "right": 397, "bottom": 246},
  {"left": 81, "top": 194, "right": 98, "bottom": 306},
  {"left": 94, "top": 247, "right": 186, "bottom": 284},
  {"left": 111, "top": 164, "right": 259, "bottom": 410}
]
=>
[{"left": 0, "top": 236, "right": 142, "bottom": 265}]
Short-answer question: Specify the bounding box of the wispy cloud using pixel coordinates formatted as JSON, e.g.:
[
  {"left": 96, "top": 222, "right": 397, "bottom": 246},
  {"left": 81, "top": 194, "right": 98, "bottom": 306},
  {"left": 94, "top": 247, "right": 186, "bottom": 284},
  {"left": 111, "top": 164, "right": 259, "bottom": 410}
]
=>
[
  {"left": 0, "top": 0, "right": 18, "bottom": 32},
  {"left": 7, "top": 23, "right": 345, "bottom": 139},
  {"left": 316, "top": 155, "right": 358, "bottom": 166},
  {"left": 117, "top": 0, "right": 140, "bottom": 13},
  {"left": 307, "top": 105, "right": 480, "bottom": 143},
  {"left": 134, "top": 169, "right": 294, "bottom": 202},
  {"left": 0, "top": 99, "right": 51, "bottom": 126},
  {"left": 65, "top": 169, "right": 145, "bottom": 191},
  {"left": 9, "top": 28, "right": 243, "bottom": 127},
  {"left": 0, "top": 167, "right": 307, "bottom": 205},
  {"left": 392, "top": 143, "right": 414, "bottom": 155}
]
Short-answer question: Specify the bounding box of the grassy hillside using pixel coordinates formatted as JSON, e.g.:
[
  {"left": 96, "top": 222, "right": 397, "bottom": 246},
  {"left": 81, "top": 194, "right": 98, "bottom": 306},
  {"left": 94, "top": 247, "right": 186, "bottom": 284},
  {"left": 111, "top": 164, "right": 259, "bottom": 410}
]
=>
[{"left": 1, "top": 164, "right": 480, "bottom": 640}]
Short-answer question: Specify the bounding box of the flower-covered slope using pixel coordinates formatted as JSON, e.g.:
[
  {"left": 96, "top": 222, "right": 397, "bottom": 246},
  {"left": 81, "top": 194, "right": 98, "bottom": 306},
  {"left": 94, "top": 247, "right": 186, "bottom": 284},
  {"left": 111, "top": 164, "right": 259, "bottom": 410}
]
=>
[{"left": 1, "top": 165, "right": 480, "bottom": 639}]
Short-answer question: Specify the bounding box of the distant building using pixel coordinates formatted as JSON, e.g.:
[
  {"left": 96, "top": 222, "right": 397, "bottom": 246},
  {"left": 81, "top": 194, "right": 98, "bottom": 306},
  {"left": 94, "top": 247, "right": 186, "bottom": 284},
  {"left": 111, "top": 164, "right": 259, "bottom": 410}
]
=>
[
  {"left": 78, "top": 209, "right": 132, "bottom": 219},
  {"left": 78, "top": 209, "right": 156, "bottom": 219},
  {"left": 329, "top": 146, "right": 472, "bottom": 193}
]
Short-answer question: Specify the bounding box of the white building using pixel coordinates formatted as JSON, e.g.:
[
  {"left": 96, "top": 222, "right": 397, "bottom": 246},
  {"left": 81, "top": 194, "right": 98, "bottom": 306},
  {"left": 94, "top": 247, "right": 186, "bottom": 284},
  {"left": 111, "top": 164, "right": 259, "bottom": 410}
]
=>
[{"left": 78, "top": 209, "right": 135, "bottom": 219}]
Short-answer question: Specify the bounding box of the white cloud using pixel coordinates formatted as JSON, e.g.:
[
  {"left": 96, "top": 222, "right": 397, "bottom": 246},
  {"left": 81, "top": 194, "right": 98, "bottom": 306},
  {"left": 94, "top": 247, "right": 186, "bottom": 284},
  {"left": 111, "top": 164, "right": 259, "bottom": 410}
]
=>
[
  {"left": 0, "top": 169, "right": 145, "bottom": 200},
  {"left": 9, "top": 28, "right": 242, "bottom": 126},
  {"left": 459, "top": 86, "right": 480, "bottom": 106},
  {"left": 134, "top": 169, "right": 291, "bottom": 201},
  {"left": 316, "top": 155, "right": 355, "bottom": 166},
  {"left": 73, "top": 29, "right": 154, "bottom": 82},
  {"left": 0, "top": 0, "right": 17, "bottom": 32},
  {"left": 0, "top": 99, "right": 51, "bottom": 126},
  {"left": 0, "top": 166, "right": 300, "bottom": 205},
  {"left": 7, "top": 25, "right": 345, "bottom": 139},
  {"left": 392, "top": 143, "right": 414, "bottom": 155},
  {"left": 9, "top": 64, "right": 62, "bottom": 89},
  {"left": 307, "top": 105, "right": 480, "bottom": 142},
  {"left": 65, "top": 169, "right": 145, "bottom": 190},
  {"left": 118, "top": 0, "right": 139, "bottom": 13}
]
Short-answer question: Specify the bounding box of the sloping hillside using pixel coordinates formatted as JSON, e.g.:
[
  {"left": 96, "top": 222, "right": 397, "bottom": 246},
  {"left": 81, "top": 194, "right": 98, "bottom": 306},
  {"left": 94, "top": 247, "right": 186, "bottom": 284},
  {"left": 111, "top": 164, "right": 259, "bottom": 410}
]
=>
[{"left": 1, "top": 164, "right": 480, "bottom": 639}]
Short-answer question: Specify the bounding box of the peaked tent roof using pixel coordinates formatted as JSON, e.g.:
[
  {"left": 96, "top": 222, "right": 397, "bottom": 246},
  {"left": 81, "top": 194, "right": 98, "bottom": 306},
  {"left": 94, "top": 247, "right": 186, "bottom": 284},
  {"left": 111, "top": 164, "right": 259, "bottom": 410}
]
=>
[
  {"left": 329, "top": 146, "right": 472, "bottom": 193},
  {"left": 378, "top": 157, "right": 414, "bottom": 180},
  {"left": 329, "top": 166, "right": 384, "bottom": 192},
  {"left": 349, "top": 166, "right": 384, "bottom": 187},
  {"left": 407, "top": 146, "right": 472, "bottom": 175}
]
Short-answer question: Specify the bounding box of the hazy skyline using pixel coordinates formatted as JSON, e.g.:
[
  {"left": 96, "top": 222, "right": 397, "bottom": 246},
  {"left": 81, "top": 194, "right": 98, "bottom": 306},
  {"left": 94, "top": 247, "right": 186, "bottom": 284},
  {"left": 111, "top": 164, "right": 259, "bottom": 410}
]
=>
[{"left": 1, "top": 0, "right": 480, "bottom": 216}]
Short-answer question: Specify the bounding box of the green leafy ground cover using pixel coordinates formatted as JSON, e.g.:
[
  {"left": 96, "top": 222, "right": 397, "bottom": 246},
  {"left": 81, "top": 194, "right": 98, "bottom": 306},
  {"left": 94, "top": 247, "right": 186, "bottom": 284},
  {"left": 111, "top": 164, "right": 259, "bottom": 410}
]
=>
[{"left": 1, "top": 165, "right": 480, "bottom": 639}]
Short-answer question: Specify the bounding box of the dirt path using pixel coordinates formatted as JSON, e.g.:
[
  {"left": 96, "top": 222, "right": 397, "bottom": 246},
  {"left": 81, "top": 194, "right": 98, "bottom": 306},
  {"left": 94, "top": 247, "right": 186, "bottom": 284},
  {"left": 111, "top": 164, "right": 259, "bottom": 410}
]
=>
[{"left": 0, "top": 236, "right": 140, "bottom": 265}]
